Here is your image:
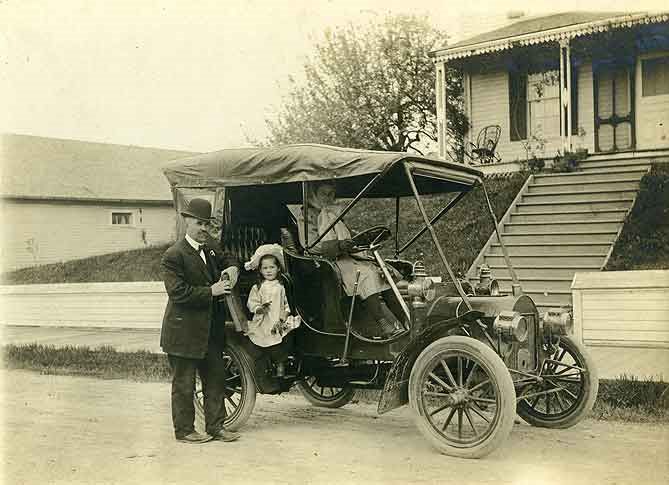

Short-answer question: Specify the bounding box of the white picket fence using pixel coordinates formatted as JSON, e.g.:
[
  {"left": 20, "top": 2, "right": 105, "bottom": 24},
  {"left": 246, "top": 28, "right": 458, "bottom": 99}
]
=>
[{"left": 2, "top": 270, "right": 668, "bottom": 379}]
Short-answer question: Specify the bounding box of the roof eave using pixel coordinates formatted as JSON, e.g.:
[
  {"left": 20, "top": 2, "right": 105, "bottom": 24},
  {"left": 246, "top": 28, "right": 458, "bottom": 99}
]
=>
[{"left": 431, "top": 11, "right": 669, "bottom": 63}]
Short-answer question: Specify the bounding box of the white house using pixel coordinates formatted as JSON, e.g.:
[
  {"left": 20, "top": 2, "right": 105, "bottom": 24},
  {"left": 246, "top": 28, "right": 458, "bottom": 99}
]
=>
[
  {"left": 432, "top": 11, "right": 669, "bottom": 164},
  {"left": 0, "top": 134, "right": 195, "bottom": 272}
]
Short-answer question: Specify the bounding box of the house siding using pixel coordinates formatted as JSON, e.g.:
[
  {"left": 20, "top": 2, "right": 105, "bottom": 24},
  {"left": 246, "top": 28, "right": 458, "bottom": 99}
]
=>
[
  {"left": 468, "top": 63, "right": 599, "bottom": 162},
  {"left": 0, "top": 200, "right": 176, "bottom": 271}
]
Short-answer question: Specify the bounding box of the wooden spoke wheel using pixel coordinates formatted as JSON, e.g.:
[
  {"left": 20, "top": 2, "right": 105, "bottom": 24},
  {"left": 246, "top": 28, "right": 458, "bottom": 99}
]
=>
[
  {"left": 194, "top": 344, "right": 257, "bottom": 432},
  {"left": 409, "top": 336, "right": 516, "bottom": 459},
  {"left": 296, "top": 377, "right": 356, "bottom": 408},
  {"left": 517, "top": 336, "right": 598, "bottom": 428}
]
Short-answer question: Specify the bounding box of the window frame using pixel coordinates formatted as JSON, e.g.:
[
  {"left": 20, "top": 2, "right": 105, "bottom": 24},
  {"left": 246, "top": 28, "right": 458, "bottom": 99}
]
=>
[{"left": 109, "top": 210, "right": 136, "bottom": 227}]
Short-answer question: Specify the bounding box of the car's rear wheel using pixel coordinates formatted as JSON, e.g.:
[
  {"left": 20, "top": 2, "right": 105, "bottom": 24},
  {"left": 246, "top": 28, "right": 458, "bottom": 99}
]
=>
[
  {"left": 516, "top": 336, "right": 598, "bottom": 428},
  {"left": 296, "top": 377, "right": 356, "bottom": 408},
  {"left": 195, "top": 343, "right": 257, "bottom": 432},
  {"left": 409, "top": 336, "right": 516, "bottom": 459}
]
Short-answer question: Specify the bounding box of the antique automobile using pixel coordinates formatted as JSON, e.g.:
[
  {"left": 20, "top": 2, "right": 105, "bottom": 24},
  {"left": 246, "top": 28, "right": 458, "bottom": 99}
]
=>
[{"left": 162, "top": 145, "right": 598, "bottom": 458}]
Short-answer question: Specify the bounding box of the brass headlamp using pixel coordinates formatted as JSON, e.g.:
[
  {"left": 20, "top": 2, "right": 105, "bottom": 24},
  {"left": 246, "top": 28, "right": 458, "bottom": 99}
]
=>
[
  {"left": 493, "top": 311, "right": 529, "bottom": 342},
  {"left": 541, "top": 307, "right": 573, "bottom": 335}
]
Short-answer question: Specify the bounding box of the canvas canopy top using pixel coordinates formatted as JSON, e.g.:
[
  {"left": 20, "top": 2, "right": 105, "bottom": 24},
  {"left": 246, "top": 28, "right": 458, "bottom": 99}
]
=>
[{"left": 162, "top": 144, "right": 483, "bottom": 199}]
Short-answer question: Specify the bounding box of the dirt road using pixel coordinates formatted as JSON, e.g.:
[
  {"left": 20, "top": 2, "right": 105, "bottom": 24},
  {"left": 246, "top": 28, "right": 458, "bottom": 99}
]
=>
[{"left": 2, "top": 369, "right": 667, "bottom": 485}]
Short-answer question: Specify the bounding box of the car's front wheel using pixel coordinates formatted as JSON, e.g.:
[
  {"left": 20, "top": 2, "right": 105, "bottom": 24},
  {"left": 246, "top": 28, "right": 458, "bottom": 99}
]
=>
[
  {"left": 409, "top": 336, "right": 516, "bottom": 459},
  {"left": 194, "top": 343, "right": 257, "bottom": 432}
]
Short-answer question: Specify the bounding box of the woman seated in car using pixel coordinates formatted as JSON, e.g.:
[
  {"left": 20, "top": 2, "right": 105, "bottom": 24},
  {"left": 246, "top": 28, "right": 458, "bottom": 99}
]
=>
[{"left": 292, "top": 181, "right": 404, "bottom": 338}]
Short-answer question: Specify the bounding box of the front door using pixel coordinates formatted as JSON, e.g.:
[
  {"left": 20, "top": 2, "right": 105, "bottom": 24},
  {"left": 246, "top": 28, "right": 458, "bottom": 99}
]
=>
[{"left": 594, "top": 63, "right": 636, "bottom": 152}]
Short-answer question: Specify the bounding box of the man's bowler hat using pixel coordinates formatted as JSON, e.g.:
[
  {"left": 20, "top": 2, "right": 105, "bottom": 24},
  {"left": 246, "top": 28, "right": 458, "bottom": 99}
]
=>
[{"left": 181, "top": 198, "right": 215, "bottom": 221}]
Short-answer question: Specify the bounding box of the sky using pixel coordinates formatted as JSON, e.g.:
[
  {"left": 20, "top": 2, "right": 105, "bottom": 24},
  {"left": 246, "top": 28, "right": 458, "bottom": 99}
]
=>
[{"left": 1, "top": 0, "right": 667, "bottom": 152}]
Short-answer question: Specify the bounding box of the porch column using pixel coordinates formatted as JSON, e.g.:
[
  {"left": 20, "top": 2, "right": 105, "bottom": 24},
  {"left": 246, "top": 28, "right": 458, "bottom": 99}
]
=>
[
  {"left": 559, "top": 38, "right": 572, "bottom": 153},
  {"left": 436, "top": 60, "right": 448, "bottom": 158}
]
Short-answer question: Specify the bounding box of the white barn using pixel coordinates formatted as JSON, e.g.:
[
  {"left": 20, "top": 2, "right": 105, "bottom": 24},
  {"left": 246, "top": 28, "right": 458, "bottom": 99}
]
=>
[{"left": 0, "top": 134, "right": 194, "bottom": 272}]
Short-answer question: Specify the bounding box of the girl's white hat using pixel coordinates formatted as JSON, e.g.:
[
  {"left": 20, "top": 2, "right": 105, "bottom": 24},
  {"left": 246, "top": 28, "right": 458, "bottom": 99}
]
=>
[{"left": 244, "top": 244, "right": 285, "bottom": 271}]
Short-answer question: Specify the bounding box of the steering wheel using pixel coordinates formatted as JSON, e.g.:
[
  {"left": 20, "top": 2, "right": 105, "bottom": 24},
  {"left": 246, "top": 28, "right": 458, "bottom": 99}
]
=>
[{"left": 350, "top": 226, "right": 392, "bottom": 251}]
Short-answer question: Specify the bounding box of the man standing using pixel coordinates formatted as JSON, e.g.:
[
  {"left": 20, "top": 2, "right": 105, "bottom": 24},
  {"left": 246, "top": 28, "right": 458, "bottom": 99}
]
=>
[{"left": 160, "top": 198, "right": 241, "bottom": 444}]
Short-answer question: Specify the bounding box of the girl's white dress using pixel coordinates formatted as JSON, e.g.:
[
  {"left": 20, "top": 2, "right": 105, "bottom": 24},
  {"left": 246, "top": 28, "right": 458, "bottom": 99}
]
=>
[{"left": 246, "top": 279, "right": 300, "bottom": 347}]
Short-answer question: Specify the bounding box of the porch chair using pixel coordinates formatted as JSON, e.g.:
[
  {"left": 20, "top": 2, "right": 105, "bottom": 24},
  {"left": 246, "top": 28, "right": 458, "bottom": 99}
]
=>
[{"left": 469, "top": 125, "right": 502, "bottom": 164}]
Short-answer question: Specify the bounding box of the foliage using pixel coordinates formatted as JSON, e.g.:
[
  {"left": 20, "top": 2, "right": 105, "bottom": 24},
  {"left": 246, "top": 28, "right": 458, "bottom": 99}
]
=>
[
  {"left": 552, "top": 148, "right": 588, "bottom": 173},
  {"left": 345, "top": 173, "right": 530, "bottom": 275},
  {"left": 2, "top": 344, "right": 171, "bottom": 381},
  {"left": 606, "top": 164, "right": 669, "bottom": 270},
  {"left": 520, "top": 133, "right": 548, "bottom": 163},
  {"left": 1, "top": 243, "right": 170, "bottom": 285},
  {"left": 266, "top": 14, "right": 467, "bottom": 155},
  {"left": 526, "top": 156, "right": 545, "bottom": 172}
]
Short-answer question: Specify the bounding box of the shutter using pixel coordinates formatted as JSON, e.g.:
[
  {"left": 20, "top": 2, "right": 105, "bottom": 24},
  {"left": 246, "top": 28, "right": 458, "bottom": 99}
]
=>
[{"left": 509, "top": 72, "right": 527, "bottom": 141}]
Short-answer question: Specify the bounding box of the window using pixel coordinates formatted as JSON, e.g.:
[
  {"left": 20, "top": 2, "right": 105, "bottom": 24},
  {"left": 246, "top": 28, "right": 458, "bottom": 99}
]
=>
[
  {"left": 111, "top": 212, "right": 134, "bottom": 225},
  {"left": 642, "top": 56, "right": 669, "bottom": 97},
  {"left": 528, "top": 70, "right": 560, "bottom": 140},
  {"left": 508, "top": 72, "right": 527, "bottom": 141}
]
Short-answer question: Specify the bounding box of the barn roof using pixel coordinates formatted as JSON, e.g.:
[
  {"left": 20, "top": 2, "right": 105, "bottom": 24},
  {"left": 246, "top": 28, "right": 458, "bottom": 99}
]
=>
[
  {"left": 431, "top": 11, "right": 669, "bottom": 62},
  {"left": 0, "top": 133, "right": 195, "bottom": 203}
]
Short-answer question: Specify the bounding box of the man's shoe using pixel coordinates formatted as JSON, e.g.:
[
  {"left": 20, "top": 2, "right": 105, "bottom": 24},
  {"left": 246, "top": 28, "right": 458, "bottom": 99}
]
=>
[
  {"left": 211, "top": 428, "right": 241, "bottom": 442},
  {"left": 176, "top": 432, "right": 213, "bottom": 444}
]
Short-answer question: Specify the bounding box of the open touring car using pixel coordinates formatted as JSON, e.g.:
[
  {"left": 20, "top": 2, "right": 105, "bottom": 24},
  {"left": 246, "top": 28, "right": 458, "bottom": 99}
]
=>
[{"left": 162, "top": 144, "right": 598, "bottom": 458}]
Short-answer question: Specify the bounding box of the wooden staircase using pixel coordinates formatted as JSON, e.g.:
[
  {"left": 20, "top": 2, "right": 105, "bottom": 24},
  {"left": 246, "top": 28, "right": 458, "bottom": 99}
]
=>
[{"left": 467, "top": 155, "right": 656, "bottom": 312}]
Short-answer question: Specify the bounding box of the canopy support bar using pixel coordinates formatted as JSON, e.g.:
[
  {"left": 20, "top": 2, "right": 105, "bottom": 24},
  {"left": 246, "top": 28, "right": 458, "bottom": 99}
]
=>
[
  {"left": 398, "top": 191, "right": 467, "bottom": 255},
  {"left": 306, "top": 170, "right": 388, "bottom": 251},
  {"left": 481, "top": 182, "right": 522, "bottom": 293},
  {"left": 404, "top": 164, "right": 473, "bottom": 311}
]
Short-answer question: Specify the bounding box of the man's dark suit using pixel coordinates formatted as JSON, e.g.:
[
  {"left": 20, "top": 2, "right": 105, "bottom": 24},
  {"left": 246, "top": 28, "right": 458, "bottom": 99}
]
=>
[{"left": 160, "top": 236, "right": 238, "bottom": 438}]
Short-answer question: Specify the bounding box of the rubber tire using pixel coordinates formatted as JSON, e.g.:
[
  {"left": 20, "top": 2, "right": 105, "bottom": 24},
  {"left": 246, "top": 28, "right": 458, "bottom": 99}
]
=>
[
  {"left": 517, "top": 336, "right": 598, "bottom": 429},
  {"left": 296, "top": 380, "right": 356, "bottom": 408},
  {"left": 194, "top": 343, "right": 257, "bottom": 432},
  {"left": 409, "top": 336, "right": 516, "bottom": 459}
]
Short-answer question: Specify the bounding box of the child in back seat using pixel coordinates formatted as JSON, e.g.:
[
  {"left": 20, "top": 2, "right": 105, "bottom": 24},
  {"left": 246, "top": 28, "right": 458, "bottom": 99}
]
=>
[{"left": 244, "top": 244, "right": 301, "bottom": 377}]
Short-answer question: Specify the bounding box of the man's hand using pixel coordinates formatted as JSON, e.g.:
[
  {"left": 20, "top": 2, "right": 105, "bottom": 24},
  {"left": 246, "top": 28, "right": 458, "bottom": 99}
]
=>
[
  {"left": 211, "top": 279, "right": 231, "bottom": 297},
  {"left": 221, "top": 266, "right": 239, "bottom": 288}
]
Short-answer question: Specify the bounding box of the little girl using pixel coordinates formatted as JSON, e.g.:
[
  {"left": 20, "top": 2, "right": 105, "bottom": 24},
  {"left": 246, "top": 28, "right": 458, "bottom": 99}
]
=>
[{"left": 245, "top": 245, "right": 300, "bottom": 376}]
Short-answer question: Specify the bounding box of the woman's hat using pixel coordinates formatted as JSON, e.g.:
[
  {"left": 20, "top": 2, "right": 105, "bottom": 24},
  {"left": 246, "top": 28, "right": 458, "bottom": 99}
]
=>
[
  {"left": 181, "top": 198, "right": 215, "bottom": 221},
  {"left": 244, "top": 244, "right": 285, "bottom": 271}
]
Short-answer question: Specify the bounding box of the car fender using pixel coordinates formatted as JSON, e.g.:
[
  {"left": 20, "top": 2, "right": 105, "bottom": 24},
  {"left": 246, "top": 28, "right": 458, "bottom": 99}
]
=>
[{"left": 377, "top": 310, "right": 484, "bottom": 414}]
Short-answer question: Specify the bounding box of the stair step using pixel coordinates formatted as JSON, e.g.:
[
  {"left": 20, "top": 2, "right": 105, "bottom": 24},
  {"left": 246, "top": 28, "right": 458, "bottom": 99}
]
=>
[
  {"left": 492, "top": 277, "right": 574, "bottom": 293},
  {"left": 579, "top": 159, "right": 653, "bottom": 171},
  {"left": 499, "top": 291, "right": 572, "bottom": 307},
  {"left": 489, "top": 243, "right": 610, "bottom": 256},
  {"left": 516, "top": 198, "right": 634, "bottom": 212},
  {"left": 488, "top": 265, "right": 599, "bottom": 279},
  {"left": 528, "top": 179, "right": 640, "bottom": 194},
  {"left": 499, "top": 232, "right": 617, "bottom": 244},
  {"left": 504, "top": 220, "right": 622, "bottom": 233},
  {"left": 534, "top": 168, "right": 649, "bottom": 182},
  {"left": 522, "top": 189, "right": 637, "bottom": 203},
  {"left": 484, "top": 254, "right": 605, "bottom": 266},
  {"left": 510, "top": 209, "right": 627, "bottom": 223}
]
